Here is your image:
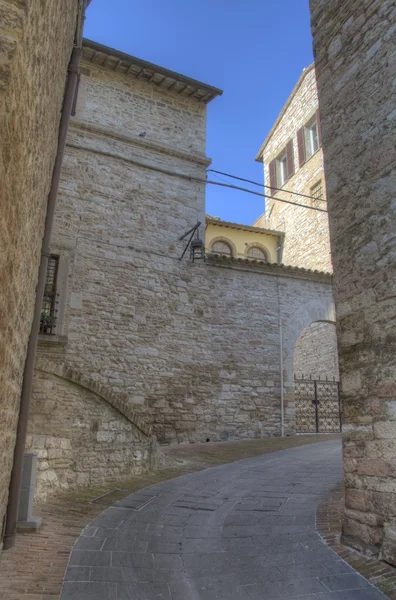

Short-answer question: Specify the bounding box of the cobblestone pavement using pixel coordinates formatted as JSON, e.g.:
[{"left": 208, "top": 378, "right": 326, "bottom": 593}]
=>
[{"left": 61, "top": 440, "right": 387, "bottom": 600}]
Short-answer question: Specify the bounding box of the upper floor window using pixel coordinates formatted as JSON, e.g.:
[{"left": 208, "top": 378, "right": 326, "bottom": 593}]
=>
[
  {"left": 304, "top": 116, "right": 319, "bottom": 158},
  {"left": 297, "top": 110, "right": 322, "bottom": 167},
  {"left": 247, "top": 246, "right": 267, "bottom": 261},
  {"left": 277, "top": 152, "right": 288, "bottom": 187},
  {"left": 211, "top": 240, "right": 233, "bottom": 256},
  {"left": 40, "top": 255, "right": 59, "bottom": 334},
  {"left": 269, "top": 140, "right": 295, "bottom": 194}
]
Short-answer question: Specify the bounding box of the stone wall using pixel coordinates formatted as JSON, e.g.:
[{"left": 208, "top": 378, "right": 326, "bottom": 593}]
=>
[
  {"left": 255, "top": 66, "right": 332, "bottom": 273},
  {"left": 294, "top": 321, "right": 339, "bottom": 380},
  {"left": 33, "top": 49, "right": 334, "bottom": 462},
  {"left": 27, "top": 361, "right": 158, "bottom": 504},
  {"left": 0, "top": 0, "right": 80, "bottom": 542},
  {"left": 310, "top": 0, "right": 396, "bottom": 564}
]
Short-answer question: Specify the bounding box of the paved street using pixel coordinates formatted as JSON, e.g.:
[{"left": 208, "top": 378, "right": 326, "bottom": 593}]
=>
[{"left": 61, "top": 440, "right": 386, "bottom": 600}]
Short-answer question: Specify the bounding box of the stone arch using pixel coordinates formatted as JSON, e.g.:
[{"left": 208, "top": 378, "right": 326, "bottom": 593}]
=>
[
  {"left": 29, "top": 359, "right": 158, "bottom": 504},
  {"left": 294, "top": 321, "right": 339, "bottom": 380},
  {"left": 208, "top": 236, "right": 237, "bottom": 257},
  {"left": 35, "top": 358, "right": 151, "bottom": 436},
  {"left": 244, "top": 241, "right": 270, "bottom": 262},
  {"left": 282, "top": 297, "right": 336, "bottom": 430}
]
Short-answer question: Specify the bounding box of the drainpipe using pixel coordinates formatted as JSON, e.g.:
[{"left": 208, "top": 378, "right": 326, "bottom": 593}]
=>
[
  {"left": 3, "top": 1, "right": 87, "bottom": 550},
  {"left": 277, "top": 277, "right": 285, "bottom": 437}
]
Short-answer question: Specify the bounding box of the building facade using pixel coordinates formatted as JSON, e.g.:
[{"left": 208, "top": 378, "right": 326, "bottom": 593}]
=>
[
  {"left": 0, "top": 0, "right": 85, "bottom": 546},
  {"left": 27, "top": 39, "right": 337, "bottom": 501},
  {"left": 205, "top": 216, "right": 283, "bottom": 263},
  {"left": 255, "top": 64, "right": 332, "bottom": 273},
  {"left": 253, "top": 64, "right": 339, "bottom": 424},
  {"left": 311, "top": 0, "right": 396, "bottom": 566}
]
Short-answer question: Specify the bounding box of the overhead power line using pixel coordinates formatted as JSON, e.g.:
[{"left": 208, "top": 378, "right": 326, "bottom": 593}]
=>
[
  {"left": 206, "top": 179, "right": 327, "bottom": 213},
  {"left": 207, "top": 168, "right": 327, "bottom": 203},
  {"left": 67, "top": 142, "right": 328, "bottom": 213}
]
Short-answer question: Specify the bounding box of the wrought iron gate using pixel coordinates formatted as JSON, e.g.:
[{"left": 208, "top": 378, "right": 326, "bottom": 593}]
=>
[{"left": 295, "top": 376, "right": 341, "bottom": 433}]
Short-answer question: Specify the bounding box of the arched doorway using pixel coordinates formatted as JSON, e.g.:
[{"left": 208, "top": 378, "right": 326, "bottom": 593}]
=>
[
  {"left": 294, "top": 321, "right": 339, "bottom": 380},
  {"left": 293, "top": 321, "right": 341, "bottom": 433}
]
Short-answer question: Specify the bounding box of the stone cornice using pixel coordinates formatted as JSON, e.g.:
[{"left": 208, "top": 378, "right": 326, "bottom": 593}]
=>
[
  {"left": 69, "top": 119, "right": 212, "bottom": 167},
  {"left": 206, "top": 253, "right": 333, "bottom": 283},
  {"left": 82, "top": 39, "right": 223, "bottom": 104}
]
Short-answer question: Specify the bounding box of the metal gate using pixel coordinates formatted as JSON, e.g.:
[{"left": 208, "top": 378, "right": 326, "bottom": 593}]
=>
[{"left": 295, "top": 376, "right": 341, "bottom": 433}]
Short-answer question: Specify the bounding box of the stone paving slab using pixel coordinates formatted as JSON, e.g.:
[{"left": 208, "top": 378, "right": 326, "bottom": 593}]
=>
[{"left": 61, "top": 440, "right": 388, "bottom": 599}]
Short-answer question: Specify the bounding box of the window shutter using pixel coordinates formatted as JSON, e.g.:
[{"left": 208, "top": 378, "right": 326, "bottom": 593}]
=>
[
  {"left": 316, "top": 108, "right": 322, "bottom": 148},
  {"left": 297, "top": 127, "right": 306, "bottom": 167},
  {"left": 269, "top": 159, "right": 277, "bottom": 194},
  {"left": 286, "top": 140, "right": 294, "bottom": 180}
]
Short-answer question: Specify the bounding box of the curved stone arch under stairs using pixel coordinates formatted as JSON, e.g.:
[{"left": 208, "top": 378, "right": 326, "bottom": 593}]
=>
[
  {"left": 35, "top": 359, "right": 152, "bottom": 436},
  {"left": 27, "top": 359, "right": 158, "bottom": 504}
]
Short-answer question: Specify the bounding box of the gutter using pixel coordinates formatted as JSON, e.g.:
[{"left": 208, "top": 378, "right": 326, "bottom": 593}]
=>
[
  {"left": 277, "top": 277, "right": 285, "bottom": 437},
  {"left": 3, "top": 0, "right": 87, "bottom": 550}
]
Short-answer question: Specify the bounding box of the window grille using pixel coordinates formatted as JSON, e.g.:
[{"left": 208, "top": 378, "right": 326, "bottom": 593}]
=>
[
  {"left": 310, "top": 180, "right": 324, "bottom": 201},
  {"left": 247, "top": 246, "right": 267, "bottom": 261},
  {"left": 211, "top": 241, "right": 233, "bottom": 256},
  {"left": 40, "top": 255, "right": 59, "bottom": 334}
]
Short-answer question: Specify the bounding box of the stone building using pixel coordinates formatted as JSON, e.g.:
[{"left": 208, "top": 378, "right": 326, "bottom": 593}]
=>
[
  {"left": 28, "top": 39, "right": 337, "bottom": 500},
  {"left": 205, "top": 216, "right": 283, "bottom": 263},
  {"left": 253, "top": 63, "right": 340, "bottom": 421},
  {"left": 0, "top": 0, "right": 86, "bottom": 546},
  {"left": 255, "top": 63, "right": 332, "bottom": 274},
  {"left": 310, "top": 0, "right": 396, "bottom": 565}
]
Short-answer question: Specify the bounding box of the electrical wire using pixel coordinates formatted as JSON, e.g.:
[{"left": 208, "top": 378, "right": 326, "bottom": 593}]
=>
[
  {"left": 206, "top": 179, "right": 327, "bottom": 213},
  {"left": 207, "top": 168, "right": 327, "bottom": 203},
  {"left": 67, "top": 142, "right": 328, "bottom": 214}
]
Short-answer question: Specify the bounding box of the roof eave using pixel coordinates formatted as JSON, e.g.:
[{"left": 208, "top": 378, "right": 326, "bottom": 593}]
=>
[
  {"left": 255, "top": 63, "right": 316, "bottom": 163},
  {"left": 205, "top": 216, "right": 285, "bottom": 238},
  {"left": 82, "top": 38, "right": 223, "bottom": 104}
]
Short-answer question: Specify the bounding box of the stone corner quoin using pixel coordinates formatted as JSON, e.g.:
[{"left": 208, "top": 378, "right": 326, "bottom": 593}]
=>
[{"left": 310, "top": 0, "right": 396, "bottom": 566}]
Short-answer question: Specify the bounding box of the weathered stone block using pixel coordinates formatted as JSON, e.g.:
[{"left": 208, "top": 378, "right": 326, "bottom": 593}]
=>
[
  {"left": 0, "top": 0, "right": 81, "bottom": 543},
  {"left": 374, "top": 421, "right": 396, "bottom": 439},
  {"left": 311, "top": 0, "right": 396, "bottom": 560},
  {"left": 381, "top": 523, "right": 396, "bottom": 566}
]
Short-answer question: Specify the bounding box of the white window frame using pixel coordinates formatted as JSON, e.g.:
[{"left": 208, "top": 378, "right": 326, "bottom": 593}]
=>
[
  {"left": 277, "top": 153, "right": 288, "bottom": 187},
  {"left": 304, "top": 116, "right": 319, "bottom": 159}
]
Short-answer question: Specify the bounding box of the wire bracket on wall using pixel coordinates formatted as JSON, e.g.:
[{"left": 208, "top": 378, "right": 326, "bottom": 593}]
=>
[{"left": 179, "top": 221, "right": 205, "bottom": 262}]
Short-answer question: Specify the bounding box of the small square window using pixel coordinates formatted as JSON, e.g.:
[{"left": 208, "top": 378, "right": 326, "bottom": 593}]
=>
[
  {"left": 40, "top": 255, "right": 59, "bottom": 334},
  {"left": 310, "top": 180, "right": 324, "bottom": 201}
]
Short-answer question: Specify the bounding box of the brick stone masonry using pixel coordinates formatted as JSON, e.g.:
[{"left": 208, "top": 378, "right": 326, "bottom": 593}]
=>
[
  {"left": 255, "top": 64, "right": 332, "bottom": 273},
  {"left": 310, "top": 0, "right": 396, "bottom": 565},
  {"left": 317, "top": 485, "right": 396, "bottom": 599},
  {"left": 28, "top": 360, "right": 159, "bottom": 504},
  {"left": 294, "top": 321, "right": 339, "bottom": 380},
  {"left": 31, "top": 41, "right": 336, "bottom": 472},
  {"left": 0, "top": 0, "right": 81, "bottom": 546}
]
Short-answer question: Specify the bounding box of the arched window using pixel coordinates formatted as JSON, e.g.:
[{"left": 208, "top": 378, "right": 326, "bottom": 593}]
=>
[
  {"left": 247, "top": 246, "right": 267, "bottom": 261},
  {"left": 211, "top": 240, "right": 233, "bottom": 256}
]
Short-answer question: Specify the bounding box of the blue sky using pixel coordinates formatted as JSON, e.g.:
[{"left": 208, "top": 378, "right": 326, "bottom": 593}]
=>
[{"left": 84, "top": 0, "right": 313, "bottom": 225}]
